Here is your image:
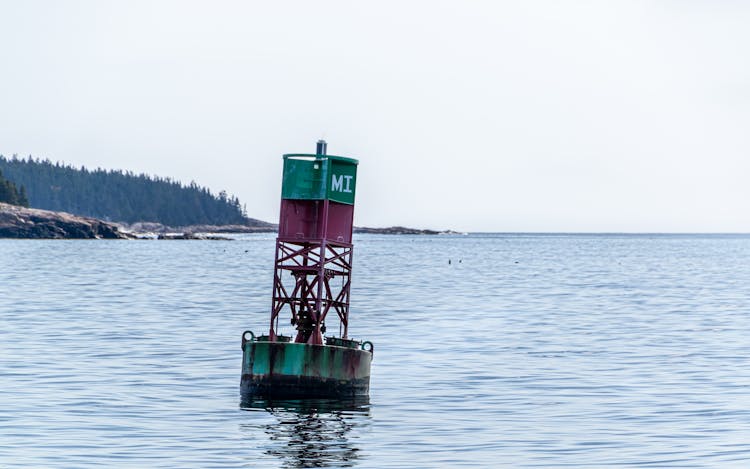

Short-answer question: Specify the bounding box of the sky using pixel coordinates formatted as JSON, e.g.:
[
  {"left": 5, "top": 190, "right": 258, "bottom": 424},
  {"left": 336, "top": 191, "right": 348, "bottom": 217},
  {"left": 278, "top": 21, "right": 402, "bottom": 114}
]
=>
[{"left": 0, "top": 1, "right": 748, "bottom": 232}]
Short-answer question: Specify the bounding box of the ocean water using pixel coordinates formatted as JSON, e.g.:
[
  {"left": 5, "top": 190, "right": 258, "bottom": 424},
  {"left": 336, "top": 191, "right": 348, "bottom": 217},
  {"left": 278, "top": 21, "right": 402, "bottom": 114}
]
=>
[{"left": 1, "top": 234, "right": 750, "bottom": 468}]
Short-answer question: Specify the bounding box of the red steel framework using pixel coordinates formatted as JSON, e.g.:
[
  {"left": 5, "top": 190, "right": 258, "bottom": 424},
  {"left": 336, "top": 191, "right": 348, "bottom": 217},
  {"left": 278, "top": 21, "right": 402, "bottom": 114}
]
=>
[{"left": 269, "top": 236, "right": 353, "bottom": 345}]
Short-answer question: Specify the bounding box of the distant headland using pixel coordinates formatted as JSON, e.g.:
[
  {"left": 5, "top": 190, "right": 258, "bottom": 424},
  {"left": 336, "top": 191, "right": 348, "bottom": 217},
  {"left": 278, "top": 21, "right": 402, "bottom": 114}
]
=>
[
  {"left": 0, "top": 156, "right": 453, "bottom": 239},
  {"left": 0, "top": 155, "right": 254, "bottom": 227}
]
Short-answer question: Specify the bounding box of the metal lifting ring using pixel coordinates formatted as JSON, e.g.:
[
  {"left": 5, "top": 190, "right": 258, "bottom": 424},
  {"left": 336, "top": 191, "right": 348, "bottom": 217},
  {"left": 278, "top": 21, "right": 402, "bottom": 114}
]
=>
[
  {"left": 361, "top": 340, "right": 374, "bottom": 355},
  {"left": 241, "top": 330, "right": 255, "bottom": 349}
]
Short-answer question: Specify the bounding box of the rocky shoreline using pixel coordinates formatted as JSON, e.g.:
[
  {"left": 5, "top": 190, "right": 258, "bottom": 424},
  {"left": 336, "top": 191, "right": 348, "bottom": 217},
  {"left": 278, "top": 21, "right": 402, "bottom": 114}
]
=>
[{"left": 0, "top": 202, "right": 134, "bottom": 239}]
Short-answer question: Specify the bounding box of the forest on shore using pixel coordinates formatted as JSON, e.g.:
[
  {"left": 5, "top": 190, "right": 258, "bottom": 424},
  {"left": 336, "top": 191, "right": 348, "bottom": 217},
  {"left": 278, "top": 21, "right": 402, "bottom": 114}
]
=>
[{"left": 0, "top": 155, "right": 257, "bottom": 226}]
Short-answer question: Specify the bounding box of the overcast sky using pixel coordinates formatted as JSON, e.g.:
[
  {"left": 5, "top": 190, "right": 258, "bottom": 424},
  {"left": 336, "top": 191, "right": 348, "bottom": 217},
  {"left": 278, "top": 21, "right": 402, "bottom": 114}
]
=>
[{"left": 1, "top": 1, "right": 748, "bottom": 232}]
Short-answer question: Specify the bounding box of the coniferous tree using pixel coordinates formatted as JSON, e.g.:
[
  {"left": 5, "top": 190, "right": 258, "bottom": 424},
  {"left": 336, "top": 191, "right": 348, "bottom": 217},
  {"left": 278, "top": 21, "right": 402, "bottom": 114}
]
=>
[
  {"left": 0, "top": 168, "right": 29, "bottom": 207},
  {"left": 18, "top": 185, "right": 29, "bottom": 206}
]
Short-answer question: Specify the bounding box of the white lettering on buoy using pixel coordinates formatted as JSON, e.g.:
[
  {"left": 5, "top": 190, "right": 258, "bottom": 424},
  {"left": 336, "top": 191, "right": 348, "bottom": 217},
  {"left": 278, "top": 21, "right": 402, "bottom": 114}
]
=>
[
  {"left": 332, "top": 174, "right": 343, "bottom": 192},
  {"left": 331, "top": 174, "right": 354, "bottom": 193}
]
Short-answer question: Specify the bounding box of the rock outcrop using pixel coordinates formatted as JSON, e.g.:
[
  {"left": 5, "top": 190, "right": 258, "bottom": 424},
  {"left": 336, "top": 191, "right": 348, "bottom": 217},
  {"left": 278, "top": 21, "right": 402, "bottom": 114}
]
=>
[
  {"left": 156, "top": 233, "right": 231, "bottom": 240},
  {"left": 0, "top": 202, "right": 134, "bottom": 239},
  {"left": 119, "top": 221, "right": 277, "bottom": 234},
  {"left": 353, "top": 226, "right": 443, "bottom": 235}
]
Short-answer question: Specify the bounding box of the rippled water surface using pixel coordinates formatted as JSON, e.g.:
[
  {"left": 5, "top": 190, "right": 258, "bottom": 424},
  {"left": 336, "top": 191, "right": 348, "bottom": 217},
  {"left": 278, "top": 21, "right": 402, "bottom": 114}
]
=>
[{"left": 2, "top": 234, "right": 750, "bottom": 467}]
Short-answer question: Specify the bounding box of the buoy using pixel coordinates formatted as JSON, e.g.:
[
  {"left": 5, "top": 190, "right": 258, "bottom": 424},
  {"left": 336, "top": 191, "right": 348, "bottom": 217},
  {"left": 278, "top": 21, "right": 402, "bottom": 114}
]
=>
[{"left": 240, "top": 140, "right": 372, "bottom": 399}]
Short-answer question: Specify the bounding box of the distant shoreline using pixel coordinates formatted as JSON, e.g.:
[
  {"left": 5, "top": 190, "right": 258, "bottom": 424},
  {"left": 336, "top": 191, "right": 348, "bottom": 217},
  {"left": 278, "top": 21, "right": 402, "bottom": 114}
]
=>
[
  {"left": 118, "top": 221, "right": 459, "bottom": 236},
  {"left": 3, "top": 203, "right": 746, "bottom": 239},
  {"left": 0, "top": 203, "right": 457, "bottom": 239},
  {"left": 120, "top": 223, "right": 460, "bottom": 237}
]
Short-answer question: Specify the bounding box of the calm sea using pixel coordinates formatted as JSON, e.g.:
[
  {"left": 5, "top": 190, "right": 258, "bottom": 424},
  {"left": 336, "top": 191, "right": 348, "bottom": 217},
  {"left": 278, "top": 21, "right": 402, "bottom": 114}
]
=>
[{"left": 1, "top": 234, "right": 749, "bottom": 468}]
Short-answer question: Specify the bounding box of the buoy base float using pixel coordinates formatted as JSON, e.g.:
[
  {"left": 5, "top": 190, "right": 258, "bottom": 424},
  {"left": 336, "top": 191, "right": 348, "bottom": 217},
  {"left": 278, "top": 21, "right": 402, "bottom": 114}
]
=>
[{"left": 241, "top": 332, "right": 372, "bottom": 399}]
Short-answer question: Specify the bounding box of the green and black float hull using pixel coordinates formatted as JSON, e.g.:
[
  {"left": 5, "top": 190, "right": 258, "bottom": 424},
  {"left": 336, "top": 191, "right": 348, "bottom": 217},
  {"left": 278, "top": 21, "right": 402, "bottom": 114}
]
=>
[{"left": 241, "top": 340, "right": 372, "bottom": 399}]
